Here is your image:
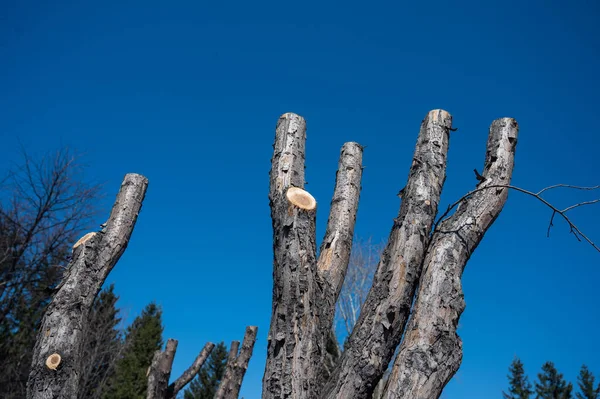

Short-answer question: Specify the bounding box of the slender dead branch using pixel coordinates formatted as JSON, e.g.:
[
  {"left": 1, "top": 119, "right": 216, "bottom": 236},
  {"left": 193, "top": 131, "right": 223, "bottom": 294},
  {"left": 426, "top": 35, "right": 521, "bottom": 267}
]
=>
[
  {"left": 215, "top": 326, "right": 258, "bottom": 399},
  {"left": 168, "top": 342, "right": 215, "bottom": 398},
  {"left": 323, "top": 110, "right": 453, "bottom": 399},
  {"left": 26, "top": 173, "right": 148, "bottom": 399},
  {"left": 383, "top": 117, "right": 519, "bottom": 399},
  {"left": 433, "top": 183, "right": 599, "bottom": 252}
]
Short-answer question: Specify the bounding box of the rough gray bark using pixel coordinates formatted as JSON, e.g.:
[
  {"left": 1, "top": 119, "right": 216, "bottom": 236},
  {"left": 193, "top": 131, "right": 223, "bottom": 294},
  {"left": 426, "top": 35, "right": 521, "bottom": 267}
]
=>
[
  {"left": 147, "top": 339, "right": 178, "bottom": 399},
  {"left": 26, "top": 173, "right": 148, "bottom": 399},
  {"left": 215, "top": 326, "right": 258, "bottom": 399},
  {"left": 146, "top": 339, "right": 216, "bottom": 399},
  {"left": 382, "top": 117, "right": 519, "bottom": 399},
  {"left": 262, "top": 113, "right": 363, "bottom": 399},
  {"left": 322, "top": 110, "right": 452, "bottom": 399}
]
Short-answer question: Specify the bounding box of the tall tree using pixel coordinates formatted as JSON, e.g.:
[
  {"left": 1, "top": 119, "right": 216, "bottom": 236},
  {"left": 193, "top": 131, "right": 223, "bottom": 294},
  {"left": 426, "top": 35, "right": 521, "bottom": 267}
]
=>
[
  {"left": 576, "top": 365, "right": 600, "bottom": 399},
  {"left": 535, "top": 361, "right": 573, "bottom": 399},
  {"left": 78, "top": 284, "right": 124, "bottom": 399},
  {"left": 104, "top": 302, "right": 164, "bottom": 399},
  {"left": 184, "top": 342, "right": 228, "bottom": 399},
  {"left": 503, "top": 357, "right": 534, "bottom": 399},
  {"left": 0, "top": 147, "right": 99, "bottom": 399}
]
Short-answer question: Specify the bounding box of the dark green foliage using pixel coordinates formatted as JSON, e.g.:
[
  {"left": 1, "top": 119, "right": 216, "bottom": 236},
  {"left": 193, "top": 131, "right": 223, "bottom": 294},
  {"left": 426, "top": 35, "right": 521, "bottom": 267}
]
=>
[
  {"left": 576, "top": 365, "right": 600, "bottom": 399},
  {"left": 104, "top": 302, "right": 164, "bottom": 399},
  {"left": 503, "top": 357, "right": 533, "bottom": 399},
  {"left": 535, "top": 361, "right": 573, "bottom": 399},
  {"left": 184, "top": 342, "right": 228, "bottom": 399},
  {"left": 78, "top": 284, "right": 124, "bottom": 399}
]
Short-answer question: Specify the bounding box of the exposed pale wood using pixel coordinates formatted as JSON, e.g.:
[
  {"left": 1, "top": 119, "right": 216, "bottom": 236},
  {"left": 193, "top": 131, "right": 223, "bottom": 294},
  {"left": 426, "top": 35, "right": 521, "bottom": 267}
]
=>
[
  {"left": 323, "top": 110, "right": 452, "bottom": 399},
  {"left": 262, "top": 112, "right": 365, "bottom": 398},
  {"left": 215, "top": 326, "right": 258, "bottom": 399},
  {"left": 262, "top": 113, "right": 322, "bottom": 399},
  {"left": 26, "top": 173, "right": 148, "bottom": 399},
  {"left": 383, "top": 117, "right": 519, "bottom": 399}
]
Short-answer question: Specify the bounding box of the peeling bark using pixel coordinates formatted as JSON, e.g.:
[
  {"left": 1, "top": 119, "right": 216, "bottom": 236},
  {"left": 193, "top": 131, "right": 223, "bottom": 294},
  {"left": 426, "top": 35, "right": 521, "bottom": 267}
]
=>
[
  {"left": 262, "top": 113, "right": 364, "bottom": 399},
  {"left": 323, "top": 110, "right": 452, "bottom": 399},
  {"left": 26, "top": 174, "right": 148, "bottom": 399},
  {"left": 215, "top": 326, "right": 258, "bottom": 399},
  {"left": 383, "top": 118, "right": 519, "bottom": 399}
]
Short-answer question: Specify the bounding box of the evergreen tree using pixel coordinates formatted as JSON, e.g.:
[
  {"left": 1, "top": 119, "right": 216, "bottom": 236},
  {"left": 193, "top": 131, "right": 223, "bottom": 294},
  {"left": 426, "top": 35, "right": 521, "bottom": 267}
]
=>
[
  {"left": 78, "top": 284, "right": 124, "bottom": 399},
  {"left": 184, "top": 342, "right": 228, "bottom": 399},
  {"left": 104, "top": 302, "right": 164, "bottom": 399},
  {"left": 576, "top": 365, "right": 600, "bottom": 399},
  {"left": 503, "top": 357, "right": 534, "bottom": 399},
  {"left": 535, "top": 361, "right": 573, "bottom": 399}
]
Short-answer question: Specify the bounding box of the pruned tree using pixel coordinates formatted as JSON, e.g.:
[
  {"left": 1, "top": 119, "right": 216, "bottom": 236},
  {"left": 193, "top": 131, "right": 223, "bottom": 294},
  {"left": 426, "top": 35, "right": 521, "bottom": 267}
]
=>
[
  {"left": 261, "top": 110, "right": 597, "bottom": 399},
  {"left": 26, "top": 173, "right": 148, "bottom": 399},
  {"left": 0, "top": 147, "right": 100, "bottom": 399},
  {"left": 184, "top": 342, "right": 228, "bottom": 399},
  {"left": 146, "top": 326, "right": 257, "bottom": 399}
]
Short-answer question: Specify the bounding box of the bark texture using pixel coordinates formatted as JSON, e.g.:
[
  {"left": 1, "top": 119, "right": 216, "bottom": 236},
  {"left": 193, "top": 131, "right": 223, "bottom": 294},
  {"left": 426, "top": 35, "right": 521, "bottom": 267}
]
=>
[
  {"left": 323, "top": 110, "right": 452, "bottom": 399},
  {"left": 262, "top": 113, "right": 363, "bottom": 399},
  {"left": 215, "top": 326, "right": 258, "bottom": 399},
  {"left": 26, "top": 173, "right": 148, "bottom": 399},
  {"left": 383, "top": 117, "right": 519, "bottom": 399},
  {"left": 147, "top": 339, "right": 178, "bottom": 399}
]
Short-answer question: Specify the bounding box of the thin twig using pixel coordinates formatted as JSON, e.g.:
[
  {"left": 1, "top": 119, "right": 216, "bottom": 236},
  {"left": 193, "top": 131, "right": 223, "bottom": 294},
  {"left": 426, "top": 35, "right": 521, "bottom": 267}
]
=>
[{"left": 432, "top": 184, "right": 599, "bottom": 252}]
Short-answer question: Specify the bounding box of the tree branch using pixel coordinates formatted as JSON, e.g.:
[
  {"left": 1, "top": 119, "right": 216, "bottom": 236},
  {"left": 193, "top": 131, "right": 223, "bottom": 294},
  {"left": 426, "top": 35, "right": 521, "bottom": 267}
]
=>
[
  {"left": 323, "top": 109, "right": 453, "bottom": 399},
  {"left": 147, "top": 339, "right": 178, "bottom": 399},
  {"left": 26, "top": 173, "right": 148, "bottom": 399},
  {"left": 383, "top": 117, "right": 519, "bottom": 398},
  {"left": 168, "top": 342, "right": 215, "bottom": 398},
  {"left": 215, "top": 326, "right": 258, "bottom": 399}
]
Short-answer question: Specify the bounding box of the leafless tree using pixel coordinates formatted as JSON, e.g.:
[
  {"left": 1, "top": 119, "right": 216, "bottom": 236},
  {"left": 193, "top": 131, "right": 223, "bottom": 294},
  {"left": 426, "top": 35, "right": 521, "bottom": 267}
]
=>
[
  {"left": 0, "top": 147, "right": 101, "bottom": 398},
  {"left": 261, "top": 110, "right": 597, "bottom": 399}
]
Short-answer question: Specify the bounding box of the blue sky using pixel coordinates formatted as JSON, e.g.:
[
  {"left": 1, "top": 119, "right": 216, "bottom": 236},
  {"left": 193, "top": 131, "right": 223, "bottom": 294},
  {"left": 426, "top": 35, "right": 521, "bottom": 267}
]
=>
[{"left": 1, "top": 0, "right": 599, "bottom": 397}]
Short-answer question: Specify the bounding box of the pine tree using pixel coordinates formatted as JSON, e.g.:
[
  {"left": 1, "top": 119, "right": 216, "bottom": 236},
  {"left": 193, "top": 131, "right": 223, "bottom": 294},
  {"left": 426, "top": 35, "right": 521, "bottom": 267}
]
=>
[
  {"left": 184, "top": 342, "right": 228, "bottom": 399},
  {"left": 104, "top": 302, "right": 164, "bottom": 399},
  {"left": 535, "top": 361, "right": 573, "bottom": 399},
  {"left": 503, "top": 357, "right": 534, "bottom": 399},
  {"left": 78, "top": 284, "right": 124, "bottom": 399},
  {"left": 576, "top": 365, "right": 600, "bottom": 399}
]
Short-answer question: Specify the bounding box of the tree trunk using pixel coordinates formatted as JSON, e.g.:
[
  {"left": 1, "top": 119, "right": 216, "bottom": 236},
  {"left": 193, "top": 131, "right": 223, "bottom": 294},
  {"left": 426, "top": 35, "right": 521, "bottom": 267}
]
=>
[
  {"left": 262, "top": 113, "right": 363, "bottom": 399},
  {"left": 26, "top": 174, "right": 149, "bottom": 399},
  {"left": 215, "top": 326, "right": 258, "bottom": 399},
  {"left": 323, "top": 109, "right": 452, "bottom": 399},
  {"left": 383, "top": 118, "right": 519, "bottom": 399}
]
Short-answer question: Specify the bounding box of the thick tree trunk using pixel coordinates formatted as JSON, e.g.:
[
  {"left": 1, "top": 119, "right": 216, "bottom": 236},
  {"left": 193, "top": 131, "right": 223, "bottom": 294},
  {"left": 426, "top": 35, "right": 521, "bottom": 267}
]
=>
[
  {"left": 323, "top": 110, "right": 452, "bottom": 399},
  {"left": 26, "top": 174, "right": 149, "bottom": 399},
  {"left": 262, "top": 113, "right": 364, "bottom": 399},
  {"left": 382, "top": 118, "right": 519, "bottom": 398},
  {"left": 215, "top": 326, "right": 258, "bottom": 399}
]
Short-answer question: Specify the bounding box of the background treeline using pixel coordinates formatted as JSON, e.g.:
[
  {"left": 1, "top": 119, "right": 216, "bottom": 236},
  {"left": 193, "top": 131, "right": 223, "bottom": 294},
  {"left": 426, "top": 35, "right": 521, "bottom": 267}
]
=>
[
  {"left": 0, "top": 148, "right": 227, "bottom": 399},
  {"left": 503, "top": 357, "right": 600, "bottom": 399}
]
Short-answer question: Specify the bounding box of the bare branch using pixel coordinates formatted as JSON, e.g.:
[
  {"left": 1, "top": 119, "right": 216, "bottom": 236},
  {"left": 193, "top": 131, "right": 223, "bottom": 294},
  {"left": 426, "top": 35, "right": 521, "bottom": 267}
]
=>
[
  {"left": 318, "top": 142, "right": 364, "bottom": 299},
  {"left": 215, "top": 326, "right": 258, "bottom": 399},
  {"left": 168, "top": 342, "right": 215, "bottom": 398},
  {"left": 384, "top": 117, "right": 519, "bottom": 398},
  {"left": 26, "top": 173, "right": 148, "bottom": 399},
  {"left": 323, "top": 110, "right": 453, "bottom": 399},
  {"left": 433, "top": 183, "right": 599, "bottom": 252},
  {"left": 147, "top": 339, "right": 178, "bottom": 399},
  {"left": 536, "top": 184, "right": 600, "bottom": 195}
]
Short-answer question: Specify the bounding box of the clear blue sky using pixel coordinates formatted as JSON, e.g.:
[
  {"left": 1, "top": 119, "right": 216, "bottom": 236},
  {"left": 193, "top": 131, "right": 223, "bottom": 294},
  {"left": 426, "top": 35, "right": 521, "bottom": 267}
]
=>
[{"left": 1, "top": 1, "right": 599, "bottom": 397}]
